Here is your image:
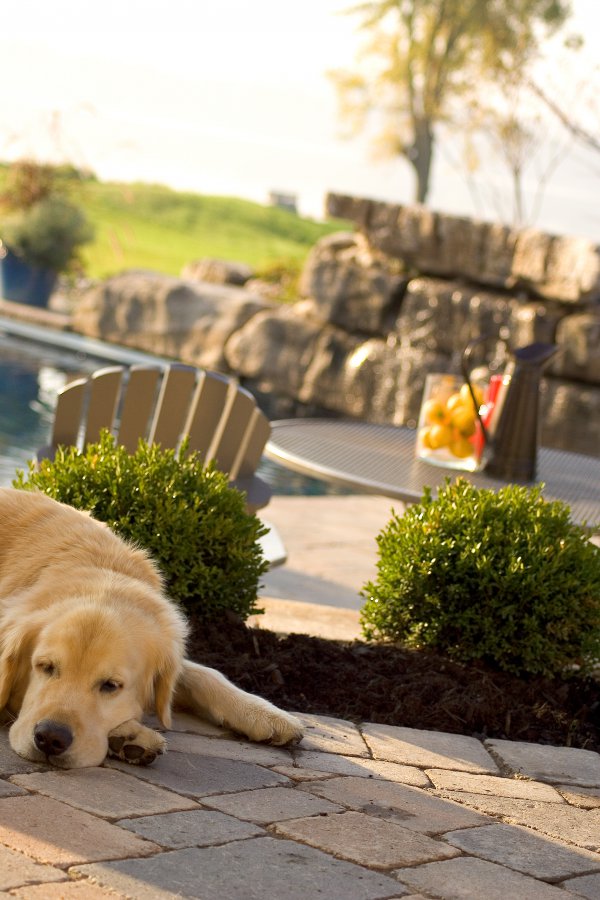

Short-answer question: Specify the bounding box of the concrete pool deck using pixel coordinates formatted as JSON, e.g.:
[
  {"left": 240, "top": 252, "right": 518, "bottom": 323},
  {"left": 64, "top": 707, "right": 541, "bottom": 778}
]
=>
[{"left": 1, "top": 494, "right": 600, "bottom": 899}]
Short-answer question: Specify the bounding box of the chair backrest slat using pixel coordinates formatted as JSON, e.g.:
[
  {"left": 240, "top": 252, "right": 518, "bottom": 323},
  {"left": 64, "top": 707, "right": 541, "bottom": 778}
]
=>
[
  {"left": 184, "top": 370, "right": 231, "bottom": 461},
  {"left": 210, "top": 386, "right": 256, "bottom": 477},
  {"left": 148, "top": 365, "right": 198, "bottom": 448},
  {"left": 235, "top": 409, "right": 271, "bottom": 477},
  {"left": 83, "top": 367, "right": 124, "bottom": 447},
  {"left": 117, "top": 366, "right": 161, "bottom": 452},
  {"left": 51, "top": 378, "right": 88, "bottom": 449}
]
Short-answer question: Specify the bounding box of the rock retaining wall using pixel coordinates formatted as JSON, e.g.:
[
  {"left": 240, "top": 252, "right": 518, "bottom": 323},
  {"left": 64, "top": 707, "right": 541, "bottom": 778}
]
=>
[{"left": 73, "top": 196, "right": 600, "bottom": 457}]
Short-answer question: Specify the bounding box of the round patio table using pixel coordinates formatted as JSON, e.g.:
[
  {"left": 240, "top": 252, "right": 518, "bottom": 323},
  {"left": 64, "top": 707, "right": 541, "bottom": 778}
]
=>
[{"left": 265, "top": 419, "right": 600, "bottom": 528}]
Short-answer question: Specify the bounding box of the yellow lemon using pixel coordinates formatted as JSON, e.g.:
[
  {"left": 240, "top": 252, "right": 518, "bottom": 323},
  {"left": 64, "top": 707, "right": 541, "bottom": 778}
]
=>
[
  {"left": 449, "top": 406, "right": 477, "bottom": 437},
  {"left": 446, "top": 392, "right": 464, "bottom": 412},
  {"left": 429, "top": 423, "right": 453, "bottom": 449},
  {"left": 422, "top": 399, "right": 449, "bottom": 425},
  {"left": 459, "top": 382, "right": 484, "bottom": 411},
  {"left": 419, "top": 426, "right": 434, "bottom": 449},
  {"left": 449, "top": 436, "right": 474, "bottom": 458}
]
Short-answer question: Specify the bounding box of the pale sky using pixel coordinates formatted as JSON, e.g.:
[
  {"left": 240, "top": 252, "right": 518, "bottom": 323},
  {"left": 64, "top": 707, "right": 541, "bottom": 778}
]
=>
[{"left": 1, "top": 0, "right": 599, "bottom": 236}]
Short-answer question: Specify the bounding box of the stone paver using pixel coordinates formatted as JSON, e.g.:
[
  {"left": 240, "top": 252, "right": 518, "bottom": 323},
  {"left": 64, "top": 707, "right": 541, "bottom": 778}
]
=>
[
  {"left": 362, "top": 723, "right": 499, "bottom": 773},
  {"left": 301, "top": 776, "right": 492, "bottom": 833},
  {"left": 272, "top": 809, "right": 461, "bottom": 868},
  {"left": 106, "top": 750, "right": 289, "bottom": 797},
  {"left": 0, "top": 843, "right": 65, "bottom": 891},
  {"left": 162, "top": 732, "right": 294, "bottom": 766},
  {"left": 0, "top": 730, "right": 46, "bottom": 776},
  {"left": 426, "top": 769, "right": 565, "bottom": 802},
  {"left": 0, "top": 795, "right": 158, "bottom": 867},
  {"left": 295, "top": 713, "right": 370, "bottom": 756},
  {"left": 10, "top": 881, "right": 129, "bottom": 899},
  {"left": 559, "top": 785, "right": 600, "bottom": 809},
  {"left": 562, "top": 872, "right": 600, "bottom": 898},
  {"left": 11, "top": 767, "right": 199, "bottom": 818},
  {"left": 444, "top": 822, "right": 600, "bottom": 880},
  {"left": 396, "top": 855, "right": 577, "bottom": 899},
  {"left": 76, "top": 837, "right": 405, "bottom": 900},
  {"left": 0, "top": 777, "right": 27, "bottom": 797},
  {"left": 203, "top": 785, "right": 344, "bottom": 823},
  {"left": 117, "top": 808, "right": 264, "bottom": 848},
  {"left": 433, "top": 790, "right": 600, "bottom": 851},
  {"left": 486, "top": 738, "right": 600, "bottom": 787},
  {"left": 294, "top": 750, "right": 431, "bottom": 785}
]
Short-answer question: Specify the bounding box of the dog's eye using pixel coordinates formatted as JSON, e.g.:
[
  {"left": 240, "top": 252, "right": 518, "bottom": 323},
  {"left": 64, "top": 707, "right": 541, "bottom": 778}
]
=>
[
  {"left": 36, "top": 661, "right": 55, "bottom": 677},
  {"left": 99, "top": 680, "right": 122, "bottom": 694}
]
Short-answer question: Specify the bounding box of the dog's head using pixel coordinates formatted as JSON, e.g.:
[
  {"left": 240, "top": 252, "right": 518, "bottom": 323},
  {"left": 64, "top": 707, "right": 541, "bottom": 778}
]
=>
[{"left": 0, "top": 575, "right": 187, "bottom": 768}]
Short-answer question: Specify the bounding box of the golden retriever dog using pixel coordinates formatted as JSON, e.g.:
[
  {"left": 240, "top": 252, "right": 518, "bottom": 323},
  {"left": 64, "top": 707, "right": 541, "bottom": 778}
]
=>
[{"left": 0, "top": 487, "right": 303, "bottom": 768}]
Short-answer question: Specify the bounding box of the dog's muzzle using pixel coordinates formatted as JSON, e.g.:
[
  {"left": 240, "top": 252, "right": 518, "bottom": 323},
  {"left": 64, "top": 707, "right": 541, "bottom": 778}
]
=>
[{"left": 33, "top": 719, "right": 74, "bottom": 757}]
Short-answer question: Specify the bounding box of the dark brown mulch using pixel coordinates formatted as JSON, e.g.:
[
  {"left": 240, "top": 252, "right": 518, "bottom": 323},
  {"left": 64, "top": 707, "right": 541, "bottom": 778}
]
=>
[{"left": 186, "top": 614, "right": 600, "bottom": 753}]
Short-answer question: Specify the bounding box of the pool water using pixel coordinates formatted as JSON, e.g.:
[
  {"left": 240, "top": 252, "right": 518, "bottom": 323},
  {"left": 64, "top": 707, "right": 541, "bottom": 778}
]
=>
[{"left": 0, "top": 324, "right": 350, "bottom": 496}]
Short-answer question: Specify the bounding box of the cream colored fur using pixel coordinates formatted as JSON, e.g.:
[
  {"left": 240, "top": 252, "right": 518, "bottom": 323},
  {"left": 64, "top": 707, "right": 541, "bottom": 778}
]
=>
[{"left": 0, "top": 488, "right": 302, "bottom": 767}]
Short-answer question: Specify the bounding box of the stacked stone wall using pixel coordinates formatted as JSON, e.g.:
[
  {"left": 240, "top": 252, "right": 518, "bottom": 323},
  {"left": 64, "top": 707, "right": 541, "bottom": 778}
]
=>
[{"left": 73, "top": 196, "right": 600, "bottom": 457}]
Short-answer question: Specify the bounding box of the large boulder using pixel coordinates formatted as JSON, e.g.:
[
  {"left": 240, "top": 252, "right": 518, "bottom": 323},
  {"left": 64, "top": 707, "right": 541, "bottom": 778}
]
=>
[
  {"left": 299, "top": 232, "right": 406, "bottom": 335},
  {"left": 224, "top": 305, "right": 325, "bottom": 400},
  {"left": 73, "top": 271, "right": 270, "bottom": 372},
  {"left": 552, "top": 312, "right": 600, "bottom": 383},
  {"left": 181, "top": 258, "right": 254, "bottom": 286}
]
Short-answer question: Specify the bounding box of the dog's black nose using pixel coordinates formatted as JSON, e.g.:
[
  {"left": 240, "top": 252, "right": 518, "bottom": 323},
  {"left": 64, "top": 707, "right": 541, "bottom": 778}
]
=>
[{"left": 33, "top": 720, "right": 74, "bottom": 756}]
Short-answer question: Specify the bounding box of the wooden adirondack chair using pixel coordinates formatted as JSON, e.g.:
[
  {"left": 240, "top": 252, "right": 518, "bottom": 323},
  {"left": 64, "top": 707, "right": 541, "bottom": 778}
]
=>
[{"left": 38, "top": 363, "right": 285, "bottom": 564}]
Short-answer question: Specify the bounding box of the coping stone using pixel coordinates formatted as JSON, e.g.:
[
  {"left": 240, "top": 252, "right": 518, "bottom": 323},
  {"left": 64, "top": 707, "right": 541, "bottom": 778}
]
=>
[
  {"left": 362, "top": 724, "right": 499, "bottom": 773},
  {"left": 76, "top": 838, "right": 405, "bottom": 900}
]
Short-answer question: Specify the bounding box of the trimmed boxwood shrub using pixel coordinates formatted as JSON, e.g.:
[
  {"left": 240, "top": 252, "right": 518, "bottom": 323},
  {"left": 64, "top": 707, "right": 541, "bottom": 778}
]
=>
[
  {"left": 360, "top": 479, "right": 600, "bottom": 677},
  {"left": 13, "top": 431, "right": 269, "bottom": 622}
]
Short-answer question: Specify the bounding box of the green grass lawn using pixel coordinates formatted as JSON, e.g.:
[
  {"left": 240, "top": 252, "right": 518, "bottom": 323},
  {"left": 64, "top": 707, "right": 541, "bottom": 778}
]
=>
[
  {"left": 0, "top": 165, "right": 345, "bottom": 281},
  {"left": 77, "top": 180, "right": 342, "bottom": 279}
]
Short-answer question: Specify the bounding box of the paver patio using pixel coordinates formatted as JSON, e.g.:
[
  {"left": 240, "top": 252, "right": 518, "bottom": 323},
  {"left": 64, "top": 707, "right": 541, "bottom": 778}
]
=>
[{"left": 1, "top": 495, "right": 599, "bottom": 898}]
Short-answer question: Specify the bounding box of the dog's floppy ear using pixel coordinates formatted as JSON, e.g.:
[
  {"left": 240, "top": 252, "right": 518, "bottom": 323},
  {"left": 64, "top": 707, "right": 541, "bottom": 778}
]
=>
[
  {"left": 152, "top": 653, "right": 182, "bottom": 729},
  {"left": 0, "top": 617, "right": 41, "bottom": 712},
  {"left": 143, "top": 601, "right": 187, "bottom": 729}
]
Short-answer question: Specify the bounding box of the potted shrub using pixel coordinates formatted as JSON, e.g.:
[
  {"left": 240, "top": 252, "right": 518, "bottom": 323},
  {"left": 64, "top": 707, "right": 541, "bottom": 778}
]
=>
[{"left": 0, "top": 159, "right": 94, "bottom": 307}]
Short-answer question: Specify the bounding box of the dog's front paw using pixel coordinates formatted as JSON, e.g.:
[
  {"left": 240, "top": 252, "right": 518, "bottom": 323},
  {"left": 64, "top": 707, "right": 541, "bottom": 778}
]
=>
[
  {"left": 234, "top": 703, "right": 304, "bottom": 746},
  {"left": 108, "top": 720, "right": 166, "bottom": 766}
]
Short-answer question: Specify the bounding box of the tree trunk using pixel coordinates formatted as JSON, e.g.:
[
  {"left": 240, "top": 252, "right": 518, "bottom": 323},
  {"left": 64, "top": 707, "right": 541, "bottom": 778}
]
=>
[{"left": 408, "top": 118, "right": 434, "bottom": 203}]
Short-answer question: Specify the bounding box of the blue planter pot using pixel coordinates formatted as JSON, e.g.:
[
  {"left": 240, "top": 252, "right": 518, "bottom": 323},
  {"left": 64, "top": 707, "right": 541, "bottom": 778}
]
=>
[{"left": 0, "top": 248, "right": 57, "bottom": 308}]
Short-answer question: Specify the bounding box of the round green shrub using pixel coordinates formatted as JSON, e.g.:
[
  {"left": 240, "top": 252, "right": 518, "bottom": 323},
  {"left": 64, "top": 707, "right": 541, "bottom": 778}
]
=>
[
  {"left": 360, "top": 479, "right": 600, "bottom": 677},
  {"left": 13, "top": 431, "right": 269, "bottom": 622}
]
